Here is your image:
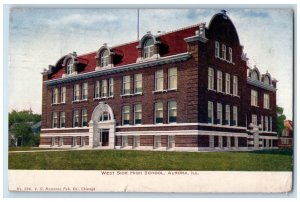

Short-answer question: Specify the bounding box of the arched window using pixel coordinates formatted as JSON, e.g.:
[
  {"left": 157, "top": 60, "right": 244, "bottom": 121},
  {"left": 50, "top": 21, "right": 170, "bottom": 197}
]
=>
[
  {"left": 264, "top": 76, "right": 271, "bottom": 85},
  {"left": 67, "top": 59, "right": 74, "bottom": 75},
  {"left": 250, "top": 70, "right": 259, "bottom": 80},
  {"left": 99, "top": 111, "right": 111, "bottom": 122},
  {"left": 143, "top": 38, "right": 154, "bottom": 58},
  {"left": 101, "top": 50, "right": 109, "bottom": 67}
]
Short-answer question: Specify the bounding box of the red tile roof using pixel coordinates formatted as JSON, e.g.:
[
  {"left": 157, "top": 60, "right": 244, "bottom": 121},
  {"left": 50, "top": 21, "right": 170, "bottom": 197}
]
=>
[{"left": 50, "top": 24, "right": 199, "bottom": 80}]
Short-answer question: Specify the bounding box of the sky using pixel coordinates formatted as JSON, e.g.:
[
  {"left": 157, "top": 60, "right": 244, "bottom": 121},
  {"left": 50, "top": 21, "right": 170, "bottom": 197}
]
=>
[{"left": 8, "top": 8, "right": 294, "bottom": 119}]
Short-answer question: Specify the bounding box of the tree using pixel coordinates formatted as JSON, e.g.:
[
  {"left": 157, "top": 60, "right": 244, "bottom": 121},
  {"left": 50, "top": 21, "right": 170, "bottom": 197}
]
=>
[{"left": 276, "top": 106, "right": 286, "bottom": 136}]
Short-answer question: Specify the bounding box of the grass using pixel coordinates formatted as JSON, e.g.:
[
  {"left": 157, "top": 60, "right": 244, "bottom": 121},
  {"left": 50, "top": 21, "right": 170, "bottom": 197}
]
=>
[
  {"left": 8, "top": 149, "right": 293, "bottom": 171},
  {"left": 9, "top": 147, "right": 62, "bottom": 151}
]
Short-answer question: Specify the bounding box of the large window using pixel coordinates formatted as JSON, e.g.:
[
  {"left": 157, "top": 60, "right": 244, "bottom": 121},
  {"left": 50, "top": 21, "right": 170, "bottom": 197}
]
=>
[
  {"left": 168, "top": 101, "right": 177, "bottom": 123},
  {"left": 222, "top": 44, "right": 226, "bottom": 60},
  {"left": 168, "top": 67, "right": 177, "bottom": 90},
  {"left": 225, "top": 105, "right": 230, "bottom": 125},
  {"left": 233, "top": 76, "right": 238, "bottom": 96},
  {"left": 233, "top": 106, "right": 238, "bottom": 126},
  {"left": 52, "top": 88, "right": 59, "bottom": 104},
  {"left": 208, "top": 67, "right": 214, "bottom": 90},
  {"left": 225, "top": 73, "right": 230, "bottom": 94},
  {"left": 82, "top": 83, "right": 88, "bottom": 100},
  {"left": 122, "top": 106, "right": 130, "bottom": 125},
  {"left": 100, "top": 50, "right": 109, "bottom": 67},
  {"left": 109, "top": 78, "right": 114, "bottom": 97},
  {"left": 228, "top": 47, "right": 232, "bottom": 63},
  {"left": 155, "top": 102, "right": 163, "bottom": 124},
  {"left": 265, "top": 116, "right": 269, "bottom": 131},
  {"left": 155, "top": 70, "right": 164, "bottom": 91},
  {"left": 101, "top": 80, "right": 108, "bottom": 97},
  {"left": 134, "top": 104, "right": 142, "bottom": 125},
  {"left": 215, "top": 41, "right": 220, "bottom": 58},
  {"left": 264, "top": 94, "right": 270, "bottom": 109},
  {"left": 217, "top": 103, "right": 222, "bottom": 125},
  {"left": 217, "top": 70, "right": 222, "bottom": 92},
  {"left": 208, "top": 101, "right": 213, "bottom": 124},
  {"left": 82, "top": 109, "right": 88, "bottom": 127},
  {"left": 252, "top": 114, "right": 257, "bottom": 126},
  {"left": 52, "top": 112, "right": 58, "bottom": 128},
  {"left": 95, "top": 81, "right": 100, "bottom": 98},
  {"left": 251, "top": 90, "right": 258, "bottom": 106},
  {"left": 73, "top": 84, "right": 80, "bottom": 101},
  {"left": 134, "top": 74, "right": 143, "bottom": 94},
  {"left": 60, "top": 87, "right": 66, "bottom": 103},
  {"left": 143, "top": 38, "right": 154, "bottom": 58},
  {"left": 73, "top": 110, "right": 79, "bottom": 127},
  {"left": 60, "top": 112, "right": 65, "bottom": 128},
  {"left": 123, "top": 76, "right": 131, "bottom": 95}
]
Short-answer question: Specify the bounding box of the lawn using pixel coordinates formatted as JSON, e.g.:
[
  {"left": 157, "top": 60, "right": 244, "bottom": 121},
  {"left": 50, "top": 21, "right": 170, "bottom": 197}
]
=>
[{"left": 8, "top": 149, "right": 293, "bottom": 171}]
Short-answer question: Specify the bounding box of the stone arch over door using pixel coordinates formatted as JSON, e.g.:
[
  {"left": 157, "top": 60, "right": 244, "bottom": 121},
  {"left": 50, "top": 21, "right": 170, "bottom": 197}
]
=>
[{"left": 88, "top": 102, "right": 116, "bottom": 148}]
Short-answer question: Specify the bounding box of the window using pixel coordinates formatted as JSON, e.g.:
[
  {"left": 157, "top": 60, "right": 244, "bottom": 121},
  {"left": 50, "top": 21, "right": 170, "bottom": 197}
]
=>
[
  {"left": 99, "top": 111, "right": 110, "bottom": 122},
  {"left": 251, "top": 90, "right": 258, "bottom": 106},
  {"left": 109, "top": 78, "right": 114, "bottom": 97},
  {"left": 122, "top": 136, "right": 128, "bottom": 147},
  {"left": 73, "top": 110, "right": 79, "bottom": 127},
  {"left": 208, "top": 67, "right": 214, "bottom": 90},
  {"left": 82, "top": 83, "right": 88, "bottom": 100},
  {"left": 252, "top": 114, "right": 257, "bottom": 126},
  {"left": 168, "top": 136, "right": 175, "bottom": 148},
  {"left": 95, "top": 81, "right": 100, "bottom": 98},
  {"left": 155, "top": 102, "right": 163, "bottom": 124},
  {"left": 100, "top": 50, "right": 109, "bottom": 67},
  {"left": 265, "top": 116, "right": 269, "bottom": 131},
  {"left": 81, "top": 109, "right": 88, "bottom": 127},
  {"left": 228, "top": 47, "right": 232, "bottom": 62},
  {"left": 225, "top": 73, "right": 230, "bottom": 94},
  {"left": 52, "top": 112, "right": 58, "bottom": 128},
  {"left": 270, "top": 116, "right": 272, "bottom": 131},
  {"left": 215, "top": 41, "right": 220, "bottom": 58},
  {"left": 143, "top": 38, "right": 154, "bottom": 58},
  {"left": 168, "top": 67, "right": 177, "bottom": 90},
  {"left": 233, "top": 76, "right": 238, "bottom": 96},
  {"left": 222, "top": 44, "right": 226, "bottom": 60},
  {"left": 133, "top": 136, "right": 140, "bottom": 147},
  {"left": 155, "top": 70, "right": 164, "bottom": 91},
  {"left": 66, "top": 59, "right": 74, "bottom": 75},
  {"left": 217, "top": 103, "right": 222, "bottom": 124},
  {"left": 225, "top": 105, "right": 230, "bottom": 125},
  {"left": 217, "top": 71, "right": 222, "bottom": 92},
  {"left": 60, "top": 112, "right": 65, "bottom": 128},
  {"left": 134, "top": 104, "right": 142, "bottom": 125},
  {"left": 233, "top": 106, "right": 238, "bottom": 126},
  {"left": 264, "top": 76, "right": 271, "bottom": 85},
  {"left": 264, "top": 94, "right": 270, "bottom": 109},
  {"left": 168, "top": 101, "right": 177, "bottom": 123},
  {"left": 122, "top": 106, "right": 130, "bottom": 125},
  {"left": 73, "top": 84, "right": 80, "bottom": 101},
  {"left": 261, "top": 115, "right": 264, "bottom": 130},
  {"left": 134, "top": 74, "right": 143, "bottom": 94},
  {"left": 123, "top": 76, "right": 130, "bottom": 95},
  {"left": 60, "top": 87, "right": 66, "bottom": 103},
  {"left": 101, "top": 80, "right": 108, "bottom": 97},
  {"left": 208, "top": 101, "right": 213, "bottom": 124},
  {"left": 251, "top": 71, "right": 259, "bottom": 80},
  {"left": 154, "top": 136, "right": 161, "bottom": 148},
  {"left": 52, "top": 88, "right": 59, "bottom": 104}
]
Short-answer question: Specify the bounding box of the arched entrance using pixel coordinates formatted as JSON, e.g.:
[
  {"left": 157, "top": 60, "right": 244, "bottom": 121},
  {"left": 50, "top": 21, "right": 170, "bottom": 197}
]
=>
[{"left": 88, "top": 102, "right": 116, "bottom": 149}]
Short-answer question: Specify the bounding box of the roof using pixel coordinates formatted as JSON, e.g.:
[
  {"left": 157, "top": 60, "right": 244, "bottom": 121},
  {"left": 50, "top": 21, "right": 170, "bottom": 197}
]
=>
[{"left": 50, "top": 24, "right": 200, "bottom": 80}]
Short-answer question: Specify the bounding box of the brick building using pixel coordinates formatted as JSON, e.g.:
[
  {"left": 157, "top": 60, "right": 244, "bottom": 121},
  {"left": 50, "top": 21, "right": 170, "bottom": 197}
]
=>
[{"left": 40, "top": 11, "right": 278, "bottom": 151}]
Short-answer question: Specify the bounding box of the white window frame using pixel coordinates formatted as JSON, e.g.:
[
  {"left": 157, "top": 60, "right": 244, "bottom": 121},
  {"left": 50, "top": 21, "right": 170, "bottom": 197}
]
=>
[
  {"left": 168, "top": 67, "right": 177, "bottom": 90},
  {"left": 101, "top": 79, "right": 108, "bottom": 97},
  {"left": 100, "top": 50, "right": 109, "bottom": 67},
  {"left": 208, "top": 67, "right": 214, "bottom": 90},
  {"left": 133, "top": 136, "right": 140, "bottom": 148},
  {"left": 134, "top": 74, "right": 143, "bottom": 94},
  {"left": 264, "top": 94, "right": 270, "bottom": 109},
  {"left": 217, "top": 70, "right": 222, "bottom": 92},
  {"left": 60, "top": 87, "right": 66, "bottom": 103},
  {"left": 109, "top": 78, "right": 114, "bottom": 97},
  {"left": 67, "top": 59, "right": 74, "bottom": 75},
  {"left": 52, "top": 88, "right": 59, "bottom": 104},
  {"left": 122, "top": 136, "right": 128, "bottom": 147},
  {"left": 225, "top": 105, "right": 230, "bottom": 125},
  {"left": 261, "top": 115, "right": 264, "bottom": 130},
  {"left": 222, "top": 44, "right": 226, "bottom": 60},
  {"left": 95, "top": 81, "right": 100, "bottom": 98},
  {"left": 168, "top": 136, "right": 175, "bottom": 148},
  {"left": 155, "top": 70, "right": 164, "bottom": 91},
  {"left": 122, "top": 75, "right": 131, "bottom": 95},
  {"left": 270, "top": 116, "right": 272, "bottom": 131},
  {"left": 122, "top": 106, "right": 130, "bottom": 125},
  {"left": 134, "top": 104, "right": 142, "bottom": 125},
  {"left": 215, "top": 41, "right": 220, "bottom": 58},
  {"left": 154, "top": 135, "right": 161, "bottom": 148},
  {"left": 228, "top": 47, "right": 232, "bottom": 63},
  {"left": 73, "top": 110, "right": 79, "bottom": 127},
  {"left": 168, "top": 101, "right": 177, "bottom": 124},
  {"left": 154, "top": 102, "right": 163, "bottom": 124},
  {"left": 251, "top": 90, "right": 258, "bottom": 106},
  {"left": 208, "top": 101, "right": 214, "bottom": 124},
  {"left": 233, "top": 106, "right": 238, "bottom": 126},
  {"left": 82, "top": 83, "right": 88, "bottom": 100},
  {"left": 233, "top": 75, "right": 238, "bottom": 96},
  {"left": 73, "top": 84, "right": 80, "bottom": 101},
  {"left": 143, "top": 39, "right": 154, "bottom": 58},
  {"left": 52, "top": 112, "right": 58, "bottom": 128},
  {"left": 225, "top": 73, "right": 231, "bottom": 94},
  {"left": 217, "top": 103, "right": 222, "bottom": 125},
  {"left": 82, "top": 109, "right": 88, "bottom": 127},
  {"left": 252, "top": 114, "right": 257, "bottom": 126},
  {"left": 265, "top": 116, "right": 269, "bottom": 131},
  {"left": 60, "top": 112, "right": 65, "bottom": 128}
]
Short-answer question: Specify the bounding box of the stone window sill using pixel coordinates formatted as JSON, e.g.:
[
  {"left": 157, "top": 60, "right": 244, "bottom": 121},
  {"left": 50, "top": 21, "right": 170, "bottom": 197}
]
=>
[{"left": 94, "top": 96, "right": 114, "bottom": 100}]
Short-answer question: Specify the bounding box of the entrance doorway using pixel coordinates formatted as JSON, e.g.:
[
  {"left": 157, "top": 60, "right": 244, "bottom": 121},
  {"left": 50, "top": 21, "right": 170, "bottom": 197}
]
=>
[{"left": 100, "top": 129, "right": 109, "bottom": 146}]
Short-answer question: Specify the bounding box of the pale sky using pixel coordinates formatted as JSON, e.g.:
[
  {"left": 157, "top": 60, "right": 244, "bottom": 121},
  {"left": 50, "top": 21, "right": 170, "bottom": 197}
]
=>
[{"left": 8, "top": 8, "right": 294, "bottom": 119}]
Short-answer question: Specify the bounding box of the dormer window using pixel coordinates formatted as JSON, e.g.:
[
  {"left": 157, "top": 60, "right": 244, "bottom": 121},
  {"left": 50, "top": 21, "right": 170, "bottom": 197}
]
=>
[
  {"left": 143, "top": 38, "right": 154, "bottom": 58},
  {"left": 250, "top": 71, "right": 259, "bottom": 80},
  {"left": 101, "top": 50, "right": 109, "bottom": 67},
  {"left": 263, "top": 75, "right": 271, "bottom": 85},
  {"left": 67, "top": 59, "right": 74, "bottom": 75}
]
